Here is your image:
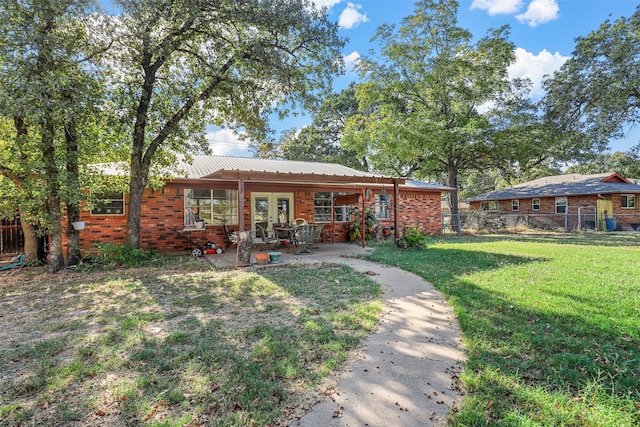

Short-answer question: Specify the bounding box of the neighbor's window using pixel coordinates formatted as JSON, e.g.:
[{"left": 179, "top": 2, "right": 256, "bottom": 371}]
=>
[
  {"left": 621, "top": 194, "right": 636, "bottom": 209},
  {"left": 184, "top": 189, "right": 238, "bottom": 226},
  {"left": 532, "top": 198, "right": 541, "bottom": 211},
  {"left": 511, "top": 200, "right": 519, "bottom": 211},
  {"left": 314, "top": 192, "right": 348, "bottom": 222},
  {"left": 481, "top": 201, "right": 499, "bottom": 211},
  {"left": 375, "top": 194, "right": 391, "bottom": 219},
  {"left": 555, "top": 197, "right": 567, "bottom": 214},
  {"left": 91, "top": 191, "right": 125, "bottom": 215}
]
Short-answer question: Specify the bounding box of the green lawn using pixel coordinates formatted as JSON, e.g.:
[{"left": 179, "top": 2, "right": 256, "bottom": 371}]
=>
[
  {"left": 0, "top": 260, "right": 381, "bottom": 426},
  {"left": 367, "top": 233, "right": 640, "bottom": 426}
]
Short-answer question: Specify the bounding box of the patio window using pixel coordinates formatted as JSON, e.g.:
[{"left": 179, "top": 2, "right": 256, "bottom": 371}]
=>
[
  {"left": 314, "top": 192, "right": 348, "bottom": 222},
  {"left": 91, "top": 191, "right": 125, "bottom": 215},
  {"left": 480, "top": 201, "right": 498, "bottom": 211},
  {"left": 375, "top": 194, "right": 391, "bottom": 219},
  {"left": 555, "top": 197, "right": 567, "bottom": 214},
  {"left": 184, "top": 189, "right": 238, "bottom": 226},
  {"left": 511, "top": 200, "right": 519, "bottom": 211},
  {"left": 532, "top": 198, "right": 540, "bottom": 211},
  {"left": 621, "top": 194, "right": 636, "bottom": 209}
]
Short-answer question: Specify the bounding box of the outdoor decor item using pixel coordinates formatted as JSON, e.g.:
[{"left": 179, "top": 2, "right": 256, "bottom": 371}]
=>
[
  {"left": 268, "top": 252, "right": 282, "bottom": 263},
  {"left": 236, "top": 231, "right": 252, "bottom": 267},
  {"left": 255, "top": 253, "right": 270, "bottom": 265}
]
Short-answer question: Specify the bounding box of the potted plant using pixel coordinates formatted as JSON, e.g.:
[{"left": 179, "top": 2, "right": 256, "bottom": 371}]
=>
[
  {"left": 268, "top": 251, "right": 282, "bottom": 263},
  {"left": 255, "top": 253, "right": 270, "bottom": 265}
]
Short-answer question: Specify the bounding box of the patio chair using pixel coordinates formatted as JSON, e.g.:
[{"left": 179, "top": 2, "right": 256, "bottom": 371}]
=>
[
  {"left": 312, "top": 223, "right": 325, "bottom": 248},
  {"left": 295, "top": 224, "right": 316, "bottom": 254},
  {"left": 0, "top": 253, "right": 25, "bottom": 271},
  {"left": 292, "top": 218, "right": 307, "bottom": 227},
  {"left": 256, "top": 224, "right": 280, "bottom": 251}
]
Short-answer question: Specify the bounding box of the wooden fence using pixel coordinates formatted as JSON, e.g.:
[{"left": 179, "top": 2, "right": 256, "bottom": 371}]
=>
[{"left": 0, "top": 218, "right": 24, "bottom": 255}]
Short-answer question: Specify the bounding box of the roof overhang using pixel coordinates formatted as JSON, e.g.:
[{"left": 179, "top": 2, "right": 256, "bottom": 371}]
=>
[{"left": 200, "top": 169, "right": 405, "bottom": 185}]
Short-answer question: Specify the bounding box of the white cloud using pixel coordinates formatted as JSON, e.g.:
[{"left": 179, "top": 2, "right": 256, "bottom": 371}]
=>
[
  {"left": 312, "top": 0, "right": 342, "bottom": 10},
  {"left": 470, "top": 0, "right": 523, "bottom": 15},
  {"left": 206, "top": 128, "right": 251, "bottom": 156},
  {"left": 343, "top": 50, "right": 361, "bottom": 71},
  {"left": 508, "top": 47, "right": 569, "bottom": 98},
  {"left": 338, "top": 3, "right": 369, "bottom": 29},
  {"left": 516, "top": 0, "right": 559, "bottom": 27}
]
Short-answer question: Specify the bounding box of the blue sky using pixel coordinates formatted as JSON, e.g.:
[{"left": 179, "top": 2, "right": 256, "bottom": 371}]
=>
[{"left": 129, "top": 0, "right": 639, "bottom": 158}]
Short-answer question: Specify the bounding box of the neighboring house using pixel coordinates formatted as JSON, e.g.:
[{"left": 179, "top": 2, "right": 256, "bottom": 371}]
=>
[
  {"left": 465, "top": 173, "right": 640, "bottom": 231},
  {"left": 73, "top": 156, "right": 451, "bottom": 253}
]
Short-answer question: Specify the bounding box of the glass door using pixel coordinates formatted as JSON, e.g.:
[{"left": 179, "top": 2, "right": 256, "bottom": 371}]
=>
[{"left": 251, "top": 192, "right": 294, "bottom": 239}]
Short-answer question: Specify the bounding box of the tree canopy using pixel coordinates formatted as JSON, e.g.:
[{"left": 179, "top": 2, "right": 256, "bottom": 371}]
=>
[
  {"left": 99, "top": 0, "right": 344, "bottom": 247},
  {"left": 342, "top": 0, "right": 540, "bottom": 227},
  {"left": 256, "top": 84, "right": 366, "bottom": 170},
  {"left": 544, "top": 5, "right": 640, "bottom": 152}
]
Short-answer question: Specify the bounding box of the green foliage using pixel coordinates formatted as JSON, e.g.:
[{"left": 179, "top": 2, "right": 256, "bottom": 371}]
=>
[
  {"left": 544, "top": 6, "right": 640, "bottom": 153},
  {"left": 367, "top": 234, "right": 640, "bottom": 425},
  {"left": 342, "top": 0, "right": 545, "bottom": 225},
  {"left": 93, "top": 242, "right": 158, "bottom": 267},
  {"left": 347, "top": 207, "right": 378, "bottom": 241},
  {"left": 258, "top": 84, "right": 367, "bottom": 170},
  {"left": 398, "top": 227, "right": 432, "bottom": 249}
]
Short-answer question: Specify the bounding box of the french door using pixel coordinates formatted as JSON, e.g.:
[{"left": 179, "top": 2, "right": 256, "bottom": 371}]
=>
[{"left": 251, "top": 192, "right": 294, "bottom": 237}]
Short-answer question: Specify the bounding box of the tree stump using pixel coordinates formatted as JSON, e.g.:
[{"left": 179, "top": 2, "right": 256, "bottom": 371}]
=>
[{"left": 236, "top": 231, "right": 252, "bottom": 268}]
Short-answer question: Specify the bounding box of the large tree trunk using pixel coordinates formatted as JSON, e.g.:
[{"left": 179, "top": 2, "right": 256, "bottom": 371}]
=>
[
  {"left": 64, "top": 118, "right": 82, "bottom": 265},
  {"left": 447, "top": 161, "right": 461, "bottom": 234},
  {"left": 20, "top": 216, "right": 39, "bottom": 263},
  {"left": 124, "top": 161, "right": 147, "bottom": 248},
  {"left": 40, "top": 119, "right": 65, "bottom": 272}
]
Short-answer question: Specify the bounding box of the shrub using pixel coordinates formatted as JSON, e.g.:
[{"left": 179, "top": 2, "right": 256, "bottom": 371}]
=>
[
  {"left": 94, "top": 242, "right": 158, "bottom": 267},
  {"left": 398, "top": 227, "right": 431, "bottom": 249}
]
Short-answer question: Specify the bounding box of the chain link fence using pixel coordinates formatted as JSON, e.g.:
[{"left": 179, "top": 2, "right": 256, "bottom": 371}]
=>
[{"left": 442, "top": 210, "right": 640, "bottom": 234}]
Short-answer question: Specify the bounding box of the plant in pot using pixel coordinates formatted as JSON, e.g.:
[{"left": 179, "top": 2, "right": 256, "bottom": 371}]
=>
[
  {"left": 268, "top": 252, "right": 282, "bottom": 263},
  {"left": 347, "top": 207, "right": 378, "bottom": 241}
]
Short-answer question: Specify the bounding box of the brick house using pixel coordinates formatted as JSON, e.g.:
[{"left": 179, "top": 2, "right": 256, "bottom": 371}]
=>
[
  {"left": 75, "top": 156, "right": 451, "bottom": 253},
  {"left": 465, "top": 173, "right": 640, "bottom": 231}
]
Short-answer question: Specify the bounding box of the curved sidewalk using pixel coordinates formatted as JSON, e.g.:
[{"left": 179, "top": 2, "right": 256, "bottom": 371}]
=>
[{"left": 282, "top": 245, "right": 467, "bottom": 426}]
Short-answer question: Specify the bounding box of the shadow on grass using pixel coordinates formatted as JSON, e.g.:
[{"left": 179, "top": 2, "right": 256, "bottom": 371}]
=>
[
  {"left": 0, "top": 262, "right": 380, "bottom": 427},
  {"left": 441, "top": 231, "right": 640, "bottom": 248},
  {"left": 366, "top": 245, "right": 640, "bottom": 425}
]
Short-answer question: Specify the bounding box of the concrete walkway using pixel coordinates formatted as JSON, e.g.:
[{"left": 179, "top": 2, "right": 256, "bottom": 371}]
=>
[{"left": 207, "top": 244, "right": 466, "bottom": 426}]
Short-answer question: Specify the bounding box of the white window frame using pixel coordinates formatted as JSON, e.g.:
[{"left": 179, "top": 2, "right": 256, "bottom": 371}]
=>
[
  {"left": 314, "top": 192, "right": 348, "bottom": 222},
  {"left": 511, "top": 200, "right": 519, "bottom": 212},
  {"left": 621, "top": 194, "right": 636, "bottom": 209},
  {"left": 91, "top": 191, "right": 125, "bottom": 216},
  {"left": 184, "top": 188, "right": 238, "bottom": 226},
  {"left": 375, "top": 194, "right": 391, "bottom": 219},
  {"left": 555, "top": 197, "right": 567, "bottom": 214},
  {"left": 532, "top": 198, "right": 541, "bottom": 211},
  {"left": 480, "top": 201, "right": 499, "bottom": 211}
]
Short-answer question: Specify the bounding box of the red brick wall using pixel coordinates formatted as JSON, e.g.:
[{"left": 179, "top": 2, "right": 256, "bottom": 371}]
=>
[
  {"left": 468, "top": 193, "right": 640, "bottom": 229},
  {"left": 72, "top": 183, "right": 444, "bottom": 254}
]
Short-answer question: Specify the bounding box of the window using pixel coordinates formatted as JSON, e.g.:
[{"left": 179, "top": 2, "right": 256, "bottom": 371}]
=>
[
  {"left": 91, "top": 191, "right": 125, "bottom": 215},
  {"left": 621, "top": 194, "right": 636, "bottom": 209},
  {"left": 511, "top": 200, "right": 519, "bottom": 211},
  {"left": 184, "top": 189, "right": 238, "bottom": 226},
  {"left": 532, "top": 198, "right": 540, "bottom": 211},
  {"left": 480, "top": 201, "right": 499, "bottom": 211},
  {"left": 314, "top": 192, "right": 348, "bottom": 222},
  {"left": 555, "top": 197, "right": 567, "bottom": 214},
  {"left": 375, "top": 194, "right": 391, "bottom": 219}
]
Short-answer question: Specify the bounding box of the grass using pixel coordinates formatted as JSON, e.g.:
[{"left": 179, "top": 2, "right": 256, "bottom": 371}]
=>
[
  {"left": 0, "top": 258, "right": 381, "bottom": 426},
  {"left": 366, "top": 233, "right": 640, "bottom": 426}
]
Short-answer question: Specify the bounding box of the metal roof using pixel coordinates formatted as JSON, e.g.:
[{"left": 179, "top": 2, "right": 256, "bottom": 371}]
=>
[
  {"left": 176, "top": 156, "right": 381, "bottom": 179},
  {"left": 465, "top": 173, "right": 640, "bottom": 202}
]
